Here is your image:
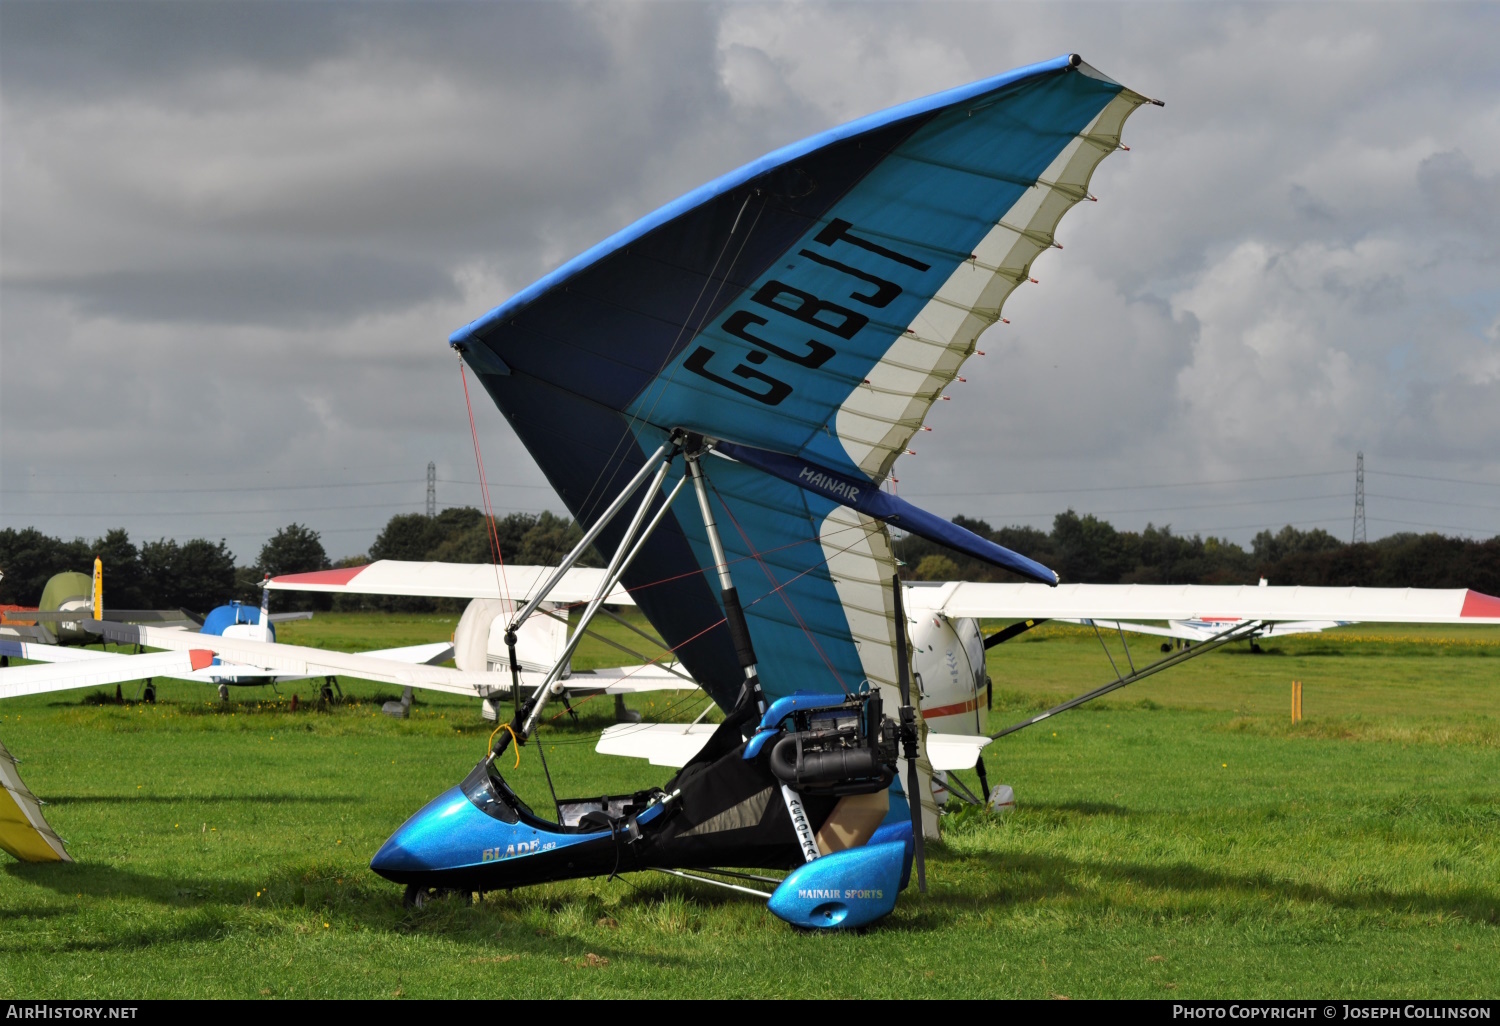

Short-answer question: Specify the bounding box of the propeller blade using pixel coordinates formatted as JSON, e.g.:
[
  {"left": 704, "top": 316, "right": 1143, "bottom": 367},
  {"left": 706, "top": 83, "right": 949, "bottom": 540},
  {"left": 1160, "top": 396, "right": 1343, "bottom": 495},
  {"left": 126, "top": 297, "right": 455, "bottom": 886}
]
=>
[
  {"left": 891, "top": 574, "right": 926, "bottom": 893},
  {"left": 893, "top": 577, "right": 911, "bottom": 709}
]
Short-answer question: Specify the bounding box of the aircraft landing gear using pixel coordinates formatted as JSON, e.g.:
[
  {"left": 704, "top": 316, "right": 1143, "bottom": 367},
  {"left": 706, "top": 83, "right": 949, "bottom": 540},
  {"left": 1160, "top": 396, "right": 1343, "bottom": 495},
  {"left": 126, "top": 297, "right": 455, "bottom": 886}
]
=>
[
  {"left": 319, "top": 676, "right": 341, "bottom": 706},
  {"left": 142, "top": 679, "right": 156, "bottom": 703},
  {"left": 218, "top": 683, "right": 229, "bottom": 702},
  {"left": 614, "top": 694, "right": 642, "bottom": 724},
  {"left": 402, "top": 884, "right": 473, "bottom": 909}
]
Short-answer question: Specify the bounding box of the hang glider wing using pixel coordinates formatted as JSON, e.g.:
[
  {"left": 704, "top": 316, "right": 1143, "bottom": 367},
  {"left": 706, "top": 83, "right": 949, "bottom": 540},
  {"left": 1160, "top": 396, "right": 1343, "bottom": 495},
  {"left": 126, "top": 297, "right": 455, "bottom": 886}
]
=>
[
  {"left": 267, "top": 562, "right": 634, "bottom": 606},
  {"left": 0, "top": 738, "right": 70, "bottom": 863},
  {"left": 911, "top": 582, "right": 1500, "bottom": 626},
  {"left": 450, "top": 54, "right": 1151, "bottom": 714}
]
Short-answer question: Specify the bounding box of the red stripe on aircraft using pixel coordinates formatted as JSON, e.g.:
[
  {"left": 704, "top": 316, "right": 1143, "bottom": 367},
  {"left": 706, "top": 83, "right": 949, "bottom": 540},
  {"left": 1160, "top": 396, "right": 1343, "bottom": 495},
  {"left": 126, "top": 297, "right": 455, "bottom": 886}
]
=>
[
  {"left": 1460, "top": 590, "right": 1500, "bottom": 619},
  {"left": 188, "top": 649, "right": 214, "bottom": 671},
  {"left": 270, "top": 566, "right": 368, "bottom": 587},
  {"left": 924, "top": 697, "right": 979, "bottom": 719}
]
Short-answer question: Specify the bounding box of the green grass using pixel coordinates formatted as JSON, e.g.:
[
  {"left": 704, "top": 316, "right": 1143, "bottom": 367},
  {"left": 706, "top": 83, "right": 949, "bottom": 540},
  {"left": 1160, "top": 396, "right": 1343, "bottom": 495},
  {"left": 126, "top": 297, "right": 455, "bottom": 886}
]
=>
[{"left": 1, "top": 615, "right": 1496, "bottom": 998}]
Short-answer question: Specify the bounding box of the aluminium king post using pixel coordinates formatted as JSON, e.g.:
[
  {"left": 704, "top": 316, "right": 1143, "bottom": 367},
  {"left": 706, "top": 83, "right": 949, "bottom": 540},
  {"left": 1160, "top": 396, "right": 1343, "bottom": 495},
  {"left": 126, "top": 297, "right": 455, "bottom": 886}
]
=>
[{"left": 682, "top": 433, "right": 819, "bottom": 864}]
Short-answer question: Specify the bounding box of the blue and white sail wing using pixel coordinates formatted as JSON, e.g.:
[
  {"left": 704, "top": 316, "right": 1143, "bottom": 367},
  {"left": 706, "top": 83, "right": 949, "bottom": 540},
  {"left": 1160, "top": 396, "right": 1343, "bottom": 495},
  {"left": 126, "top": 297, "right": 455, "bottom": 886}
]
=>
[{"left": 451, "top": 55, "right": 1153, "bottom": 712}]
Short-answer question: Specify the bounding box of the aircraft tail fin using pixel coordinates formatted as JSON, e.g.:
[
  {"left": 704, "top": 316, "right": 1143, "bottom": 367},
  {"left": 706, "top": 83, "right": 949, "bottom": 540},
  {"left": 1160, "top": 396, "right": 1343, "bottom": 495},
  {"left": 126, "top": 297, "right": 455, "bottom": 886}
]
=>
[
  {"left": 258, "top": 577, "right": 273, "bottom": 643},
  {"left": 92, "top": 558, "right": 103, "bottom": 622}
]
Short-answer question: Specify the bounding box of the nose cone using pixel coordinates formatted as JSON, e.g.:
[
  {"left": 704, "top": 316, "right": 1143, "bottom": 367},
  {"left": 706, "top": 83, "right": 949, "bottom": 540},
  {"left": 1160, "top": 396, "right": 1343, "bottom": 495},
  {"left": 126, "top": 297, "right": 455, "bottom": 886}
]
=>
[{"left": 370, "top": 785, "right": 475, "bottom": 881}]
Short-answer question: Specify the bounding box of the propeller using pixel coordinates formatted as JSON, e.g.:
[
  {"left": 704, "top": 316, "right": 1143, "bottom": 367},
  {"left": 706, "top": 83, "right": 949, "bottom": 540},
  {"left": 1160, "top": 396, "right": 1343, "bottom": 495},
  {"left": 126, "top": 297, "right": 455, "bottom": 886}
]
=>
[{"left": 891, "top": 574, "right": 926, "bottom": 893}]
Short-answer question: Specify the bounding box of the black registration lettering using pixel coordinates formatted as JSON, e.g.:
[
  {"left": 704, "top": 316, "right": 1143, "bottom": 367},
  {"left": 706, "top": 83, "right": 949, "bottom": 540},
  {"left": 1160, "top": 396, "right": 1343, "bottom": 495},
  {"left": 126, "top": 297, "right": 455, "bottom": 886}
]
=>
[
  {"left": 683, "top": 346, "right": 792, "bottom": 405},
  {"left": 751, "top": 280, "right": 868, "bottom": 340},
  {"left": 812, "top": 218, "right": 931, "bottom": 272},
  {"left": 797, "top": 249, "right": 902, "bottom": 308},
  {"left": 722, "top": 311, "right": 835, "bottom": 368}
]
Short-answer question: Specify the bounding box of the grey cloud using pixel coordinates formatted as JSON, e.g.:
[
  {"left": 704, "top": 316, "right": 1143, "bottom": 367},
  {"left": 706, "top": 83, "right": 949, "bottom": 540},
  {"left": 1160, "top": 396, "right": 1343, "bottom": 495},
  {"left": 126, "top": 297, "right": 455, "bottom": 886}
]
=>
[
  {"left": 0, "top": 2, "right": 613, "bottom": 100},
  {"left": 17, "top": 252, "right": 461, "bottom": 328},
  {"left": 3, "top": 1, "right": 1497, "bottom": 558},
  {"left": 1418, "top": 150, "right": 1500, "bottom": 239}
]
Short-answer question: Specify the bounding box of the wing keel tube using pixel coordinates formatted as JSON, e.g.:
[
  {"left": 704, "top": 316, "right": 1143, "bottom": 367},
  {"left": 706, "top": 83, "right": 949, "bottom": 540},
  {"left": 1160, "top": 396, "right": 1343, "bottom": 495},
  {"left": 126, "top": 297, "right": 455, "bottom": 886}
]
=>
[{"left": 715, "top": 440, "right": 1058, "bottom": 585}]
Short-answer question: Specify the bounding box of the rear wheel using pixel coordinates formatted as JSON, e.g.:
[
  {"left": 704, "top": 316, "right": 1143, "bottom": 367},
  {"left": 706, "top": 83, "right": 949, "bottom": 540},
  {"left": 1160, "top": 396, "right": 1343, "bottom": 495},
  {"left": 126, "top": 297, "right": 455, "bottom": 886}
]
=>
[{"left": 143, "top": 680, "right": 156, "bottom": 703}]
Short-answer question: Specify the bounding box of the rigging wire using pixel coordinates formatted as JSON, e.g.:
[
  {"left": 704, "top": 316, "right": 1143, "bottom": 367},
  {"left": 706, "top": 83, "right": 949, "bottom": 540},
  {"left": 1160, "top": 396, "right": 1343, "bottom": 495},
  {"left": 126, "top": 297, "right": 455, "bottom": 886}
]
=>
[
  {"left": 712, "top": 485, "right": 852, "bottom": 695},
  {"left": 458, "top": 359, "right": 512, "bottom": 614},
  {"left": 526, "top": 194, "right": 768, "bottom": 623},
  {"left": 541, "top": 518, "right": 881, "bottom": 725}
]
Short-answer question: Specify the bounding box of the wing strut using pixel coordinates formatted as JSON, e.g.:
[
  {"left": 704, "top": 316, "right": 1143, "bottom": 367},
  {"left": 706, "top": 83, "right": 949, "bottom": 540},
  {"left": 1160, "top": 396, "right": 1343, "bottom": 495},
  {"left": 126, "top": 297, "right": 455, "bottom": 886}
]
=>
[
  {"left": 990, "top": 619, "right": 1263, "bottom": 740},
  {"left": 983, "top": 618, "right": 1050, "bottom": 649},
  {"left": 488, "top": 441, "right": 684, "bottom": 759}
]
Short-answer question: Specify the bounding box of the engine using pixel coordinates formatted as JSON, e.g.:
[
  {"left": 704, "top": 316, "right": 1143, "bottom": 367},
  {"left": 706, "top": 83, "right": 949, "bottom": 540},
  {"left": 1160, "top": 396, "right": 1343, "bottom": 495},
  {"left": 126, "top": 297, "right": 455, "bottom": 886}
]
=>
[{"left": 768, "top": 691, "right": 898, "bottom": 797}]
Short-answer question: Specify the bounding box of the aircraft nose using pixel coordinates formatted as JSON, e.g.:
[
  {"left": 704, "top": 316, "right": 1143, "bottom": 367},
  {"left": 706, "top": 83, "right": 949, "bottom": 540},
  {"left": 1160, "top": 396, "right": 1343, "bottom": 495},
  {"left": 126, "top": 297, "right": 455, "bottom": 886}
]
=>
[
  {"left": 368, "top": 785, "right": 472, "bottom": 879},
  {"left": 369, "top": 829, "right": 421, "bottom": 876}
]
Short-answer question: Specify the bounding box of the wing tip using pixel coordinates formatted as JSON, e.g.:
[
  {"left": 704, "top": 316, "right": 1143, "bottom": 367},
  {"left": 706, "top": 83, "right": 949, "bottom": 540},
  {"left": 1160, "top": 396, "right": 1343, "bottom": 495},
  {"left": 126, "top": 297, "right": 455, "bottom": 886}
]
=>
[
  {"left": 1460, "top": 589, "right": 1500, "bottom": 620},
  {"left": 268, "top": 566, "right": 368, "bottom": 590}
]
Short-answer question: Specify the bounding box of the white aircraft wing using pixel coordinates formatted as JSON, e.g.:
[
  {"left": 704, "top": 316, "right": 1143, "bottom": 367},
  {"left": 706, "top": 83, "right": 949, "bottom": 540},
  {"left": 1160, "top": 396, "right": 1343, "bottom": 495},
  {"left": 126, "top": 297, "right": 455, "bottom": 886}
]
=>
[
  {"left": 562, "top": 664, "right": 698, "bottom": 694},
  {"left": 266, "top": 561, "right": 635, "bottom": 606},
  {"left": 912, "top": 582, "right": 1500, "bottom": 625},
  {"left": 1072, "top": 618, "right": 1353, "bottom": 643},
  {"left": 0, "top": 624, "right": 52, "bottom": 643},
  {"left": 1, "top": 640, "right": 115, "bottom": 664},
  {"left": 596, "top": 722, "right": 986, "bottom": 771},
  {"left": 1056, "top": 618, "right": 1189, "bottom": 640},
  {"left": 925, "top": 733, "right": 993, "bottom": 772},
  {"left": 87, "top": 621, "right": 691, "bottom": 699},
  {"left": 88, "top": 621, "right": 512, "bottom": 697},
  {"left": 173, "top": 640, "right": 455, "bottom": 684},
  {"left": 0, "top": 649, "right": 213, "bottom": 698},
  {"left": 596, "top": 722, "right": 719, "bottom": 767}
]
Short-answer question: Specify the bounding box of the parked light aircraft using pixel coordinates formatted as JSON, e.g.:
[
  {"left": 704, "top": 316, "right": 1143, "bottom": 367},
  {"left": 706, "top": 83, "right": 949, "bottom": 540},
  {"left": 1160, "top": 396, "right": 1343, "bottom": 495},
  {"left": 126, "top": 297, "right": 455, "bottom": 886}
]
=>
[
  {"left": 0, "top": 567, "right": 450, "bottom": 705},
  {"left": 261, "top": 561, "right": 695, "bottom": 721},
  {"left": 9, "top": 562, "right": 700, "bottom": 716},
  {"left": 1, "top": 561, "right": 196, "bottom": 646}
]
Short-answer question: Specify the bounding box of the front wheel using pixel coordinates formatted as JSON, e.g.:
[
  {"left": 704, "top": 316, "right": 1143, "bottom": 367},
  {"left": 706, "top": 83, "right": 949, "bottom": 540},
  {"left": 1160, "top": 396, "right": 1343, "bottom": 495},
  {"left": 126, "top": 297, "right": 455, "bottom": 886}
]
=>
[{"left": 403, "top": 885, "right": 473, "bottom": 909}]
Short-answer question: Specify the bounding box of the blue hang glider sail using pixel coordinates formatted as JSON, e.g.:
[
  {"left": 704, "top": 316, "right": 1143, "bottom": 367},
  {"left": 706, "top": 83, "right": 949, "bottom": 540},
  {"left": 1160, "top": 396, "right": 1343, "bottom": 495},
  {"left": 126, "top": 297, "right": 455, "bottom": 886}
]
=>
[{"left": 451, "top": 54, "right": 1152, "bottom": 714}]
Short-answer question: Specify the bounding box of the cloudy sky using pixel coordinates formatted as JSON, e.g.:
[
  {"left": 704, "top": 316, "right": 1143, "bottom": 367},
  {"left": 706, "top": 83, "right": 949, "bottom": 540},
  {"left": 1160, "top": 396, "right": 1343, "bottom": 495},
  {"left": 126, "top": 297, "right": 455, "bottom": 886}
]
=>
[{"left": 2, "top": 1, "right": 1496, "bottom": 565}]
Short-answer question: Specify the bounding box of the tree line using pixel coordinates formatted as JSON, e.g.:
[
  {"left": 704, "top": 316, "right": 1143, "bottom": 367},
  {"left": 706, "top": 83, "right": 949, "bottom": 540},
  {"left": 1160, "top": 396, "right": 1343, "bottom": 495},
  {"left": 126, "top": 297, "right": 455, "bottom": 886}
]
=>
[
  {"left": 0, "top": 509, "right": 589, "bottom": 613},
  {"left": 897, "top": 511, "right": 1500, "bottom": 594},
  {"left": 3, "top": 508, "right": 1495, "bottom": 612}
]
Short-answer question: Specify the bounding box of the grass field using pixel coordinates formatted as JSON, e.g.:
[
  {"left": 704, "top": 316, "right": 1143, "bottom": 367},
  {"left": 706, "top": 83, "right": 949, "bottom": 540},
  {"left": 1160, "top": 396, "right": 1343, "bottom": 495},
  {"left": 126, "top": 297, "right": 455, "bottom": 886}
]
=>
[{"left": 1, "top": 614, "right": 1496, "bottom": 998}]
